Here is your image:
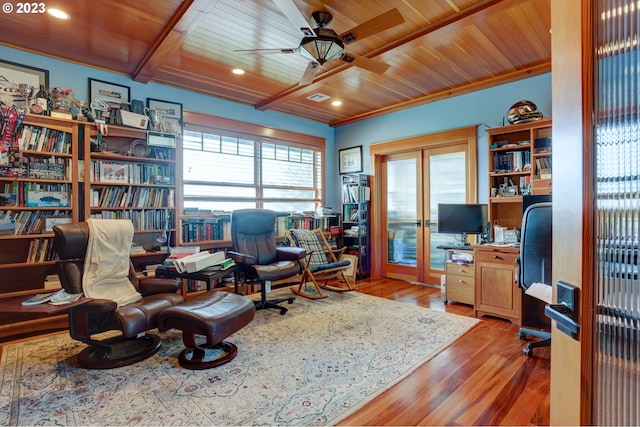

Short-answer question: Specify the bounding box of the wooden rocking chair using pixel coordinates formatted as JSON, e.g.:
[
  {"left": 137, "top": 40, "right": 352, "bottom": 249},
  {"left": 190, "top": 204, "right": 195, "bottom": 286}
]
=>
[{"left": 286, "top": 228, "right": 356, "bottom": 299}]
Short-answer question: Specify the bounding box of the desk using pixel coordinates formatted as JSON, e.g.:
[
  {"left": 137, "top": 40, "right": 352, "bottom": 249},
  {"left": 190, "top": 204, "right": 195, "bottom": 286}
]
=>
[{"left": 155, "top": 264, "right": 238, "bottom": 298}]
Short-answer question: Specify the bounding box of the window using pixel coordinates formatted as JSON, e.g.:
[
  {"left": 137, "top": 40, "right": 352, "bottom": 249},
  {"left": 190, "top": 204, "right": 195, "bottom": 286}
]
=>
[{"left": 182, "top": 116, "right": 325, "bottom": 213}]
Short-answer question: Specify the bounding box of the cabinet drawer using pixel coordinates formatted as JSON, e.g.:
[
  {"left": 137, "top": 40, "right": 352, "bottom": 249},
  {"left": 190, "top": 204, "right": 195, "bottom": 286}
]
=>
[
  {"left": 531, "top": 178, "right": 552, "bottom": 195},
  {"left": 446, "top": 274, "right": 475, "bottom": 305},
  {"left": 445, "top": 262, "right": 474, "bottom": 277},
  {"left": 474, "top": 250, "right": 518, "bottom": 265}
]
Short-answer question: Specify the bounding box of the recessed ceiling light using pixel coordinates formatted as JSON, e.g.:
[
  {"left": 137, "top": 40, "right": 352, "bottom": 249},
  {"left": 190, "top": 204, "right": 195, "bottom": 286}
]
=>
[
  {"left": 331, "top": 100, "right": 342, "bottom": 107},
  {"left": 47, "top": 8, "right": 70, "bottom": 19},
  {"left": 232, "top": 68, "right": 245, "bottom": 75}
]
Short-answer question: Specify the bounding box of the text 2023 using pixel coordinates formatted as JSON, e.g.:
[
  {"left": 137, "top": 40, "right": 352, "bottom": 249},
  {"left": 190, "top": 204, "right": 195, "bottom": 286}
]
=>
[{"left": 16, "top": 3, "right": 46, "bottom": 13}]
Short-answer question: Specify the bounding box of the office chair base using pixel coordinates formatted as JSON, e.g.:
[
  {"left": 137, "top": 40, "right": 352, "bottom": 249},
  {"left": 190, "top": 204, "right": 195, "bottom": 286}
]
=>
[
  {"left": 77, "top": 334, "right": 162, "bottom": 369},
  {"left": 255, "top": 297, "right": 294, "bottom": 315},
  {"left": 520, "top": 327, "right": 551, "bottom": 356},
  {"left": 178, "top": 341, "right": 238, "bottom": 370}
]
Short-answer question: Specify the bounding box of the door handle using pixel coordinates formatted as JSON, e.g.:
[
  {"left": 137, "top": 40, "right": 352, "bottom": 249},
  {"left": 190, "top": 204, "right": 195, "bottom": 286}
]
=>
[{"left": 544, "top": 281, "right": 580, "bottom": 339}]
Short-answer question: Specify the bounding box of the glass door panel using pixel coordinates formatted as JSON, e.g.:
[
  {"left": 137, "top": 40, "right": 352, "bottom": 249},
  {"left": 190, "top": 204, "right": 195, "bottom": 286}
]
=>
[{"left": 387, "top": 157, "right": 418, "bottom": 267}]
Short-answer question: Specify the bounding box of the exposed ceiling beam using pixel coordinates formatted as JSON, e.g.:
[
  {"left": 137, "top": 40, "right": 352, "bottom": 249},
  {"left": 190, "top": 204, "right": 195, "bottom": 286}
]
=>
[
  {"left": 255, "top": 0, "right": 505, "bottom": 112},
  {"left": 133, "top": 0, "right": 219, "bottom": 83}
]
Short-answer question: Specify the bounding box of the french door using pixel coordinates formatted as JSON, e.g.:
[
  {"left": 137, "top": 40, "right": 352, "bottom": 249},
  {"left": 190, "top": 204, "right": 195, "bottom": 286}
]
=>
[{"left": 370, "top": 127, "right": 477, "bottom": 284}]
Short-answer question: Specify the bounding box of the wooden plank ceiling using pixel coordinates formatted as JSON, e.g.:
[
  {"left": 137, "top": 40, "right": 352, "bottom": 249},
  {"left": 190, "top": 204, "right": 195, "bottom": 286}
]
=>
[{"left": 0, "top": 0, "right": 551, "bottom": 127}]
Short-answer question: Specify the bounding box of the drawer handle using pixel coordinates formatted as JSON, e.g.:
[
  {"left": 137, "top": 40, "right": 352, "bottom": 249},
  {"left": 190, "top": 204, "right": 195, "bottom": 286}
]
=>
[
  {"left": 493, "top": 255, "right": 501, "bottom": 259},
  {"left": 458, "top": 269, "right": 465, "bottom": 273},
  {"left": 458, "top": 280, "right": 466, "bottom": 284}
]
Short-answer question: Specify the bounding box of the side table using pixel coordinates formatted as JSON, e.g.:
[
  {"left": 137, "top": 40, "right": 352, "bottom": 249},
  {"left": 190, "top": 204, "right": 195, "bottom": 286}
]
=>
[{"left": 155, "top": 264, "right": 238, "bottom": 298}]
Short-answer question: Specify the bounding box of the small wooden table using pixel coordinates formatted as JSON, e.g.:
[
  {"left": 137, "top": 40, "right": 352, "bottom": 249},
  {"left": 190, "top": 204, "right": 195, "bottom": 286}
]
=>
[{"left": 155, "top": 264, "right": 238, "bottom": 297}]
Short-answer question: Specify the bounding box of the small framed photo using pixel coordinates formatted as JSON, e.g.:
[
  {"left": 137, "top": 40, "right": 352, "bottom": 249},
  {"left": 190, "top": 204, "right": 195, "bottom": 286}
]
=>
[
  {"left": 340, "top": 254, "right": 359, "bottom": 283},
  {"left": 147, "top": 98, "right": 183, "bottom": 123},
  {"left": 0, "top": 59, "right": 49, "bottom": 107},
  {"left": 88, "top": 78, "right": 130, "bottom": 106},
  {"left": 339, "top": 146, "right": 363, "bottom": 174},
  {"left": 45, "top": 216, "right": 72, "bottom": 232},
  {"left": 98, "top": 162, "right": 129, "bottom": 183}
]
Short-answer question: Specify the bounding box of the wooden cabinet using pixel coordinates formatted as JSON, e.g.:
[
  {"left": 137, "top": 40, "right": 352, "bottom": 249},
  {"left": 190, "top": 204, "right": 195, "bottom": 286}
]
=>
[
  {"left": 445, "top": 261, "right": 475, "bottom": 306},
  {"left": 486, "top": 118, "right": 552, "bottom": 232},
  {"left": 473, "top": 245, "right": 522, "bottom": 325}
]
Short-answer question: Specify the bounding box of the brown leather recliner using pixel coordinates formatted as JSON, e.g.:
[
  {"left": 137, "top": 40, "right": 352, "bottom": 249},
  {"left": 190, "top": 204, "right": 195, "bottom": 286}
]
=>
[
  {"left": 229, "top": 209, "right": 306, "bottom": 315},
  {"left": 53, "top": 222, "right": 184, "bottom": 369}
]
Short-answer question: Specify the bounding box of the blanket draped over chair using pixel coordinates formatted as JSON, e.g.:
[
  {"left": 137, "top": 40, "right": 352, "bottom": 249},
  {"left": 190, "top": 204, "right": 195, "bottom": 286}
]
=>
[{"left": 82, "top": 218, "right": 142, "bottom": 307}]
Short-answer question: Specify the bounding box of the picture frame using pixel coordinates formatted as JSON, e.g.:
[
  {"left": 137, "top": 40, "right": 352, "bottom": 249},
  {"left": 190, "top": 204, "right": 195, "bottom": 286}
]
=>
[
  {"left": 44, "top": 216, "right": 72, "bottom": 233},
  {"left": 339, "top": 146, "right": 363, "bottom": 174},
  {"left": 340, "top": 254, "right": 359, "bottom": 283},
  {"left": 147, "top": 98, "right": 183, "bottom": 135},
  {"left": 146, "top": 98, "right": 183, "bottom": 124},
  {"left": 0, "top": 59, "right": 49, "bottom": 107},
  {"left": 88, "top": 78, "right": 130, "bottom": 106},
  {"left": 98, "top": 162, "right": 129, "bottom": 183}
]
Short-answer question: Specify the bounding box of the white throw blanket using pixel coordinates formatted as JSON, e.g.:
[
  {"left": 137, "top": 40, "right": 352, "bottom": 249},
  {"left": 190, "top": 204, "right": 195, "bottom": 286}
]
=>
[{"left": 83, "top": 218, "right": 142, "bottom": 307}]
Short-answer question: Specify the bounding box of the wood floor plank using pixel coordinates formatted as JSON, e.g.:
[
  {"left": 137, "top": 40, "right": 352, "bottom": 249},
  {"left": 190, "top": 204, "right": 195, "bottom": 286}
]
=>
[{"left": 338, "top": 278, "right": 550, "bottom": 426}]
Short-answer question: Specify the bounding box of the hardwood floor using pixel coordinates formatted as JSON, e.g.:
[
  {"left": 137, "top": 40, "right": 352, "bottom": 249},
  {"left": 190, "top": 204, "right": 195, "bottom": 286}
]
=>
[
  {"left": 341, "top": 277, "right": 550, "bottom": 426},
  {"left": 0, "top": 277, "right": 550, "bottom": 426}
]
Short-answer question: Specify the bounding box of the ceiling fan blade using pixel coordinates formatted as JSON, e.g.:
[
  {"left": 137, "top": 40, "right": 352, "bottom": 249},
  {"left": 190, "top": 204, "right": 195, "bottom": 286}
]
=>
[
  {"left": 273, "top": 0, "right": 316, "bottom": 37},
  {"left": 234, "top": 48, "right": 297, "bottom": 55},
  {"left": 299, "top": 62, "right": 320, "bottom": 86},
  {"left": 338, "top": 8, "right": 405, "bottom": 43},
  {"left": 341, "top": 53, "right": 391, "bottom": 74}
]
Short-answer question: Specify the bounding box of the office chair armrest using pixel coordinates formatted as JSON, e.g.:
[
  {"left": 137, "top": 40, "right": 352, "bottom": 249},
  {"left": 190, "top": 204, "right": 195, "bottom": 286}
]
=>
[
  {"left": 228, "top": 251, "right": 258, "bottom": 265},
  {"left": 71, "top": 298, "right": 117, "bottom": 313},
  {"left": 139, "top": 278, "right": 182, "bottom": 296},
  {"left": 277, "top": 246, "right": 307, "bottom": 261}
]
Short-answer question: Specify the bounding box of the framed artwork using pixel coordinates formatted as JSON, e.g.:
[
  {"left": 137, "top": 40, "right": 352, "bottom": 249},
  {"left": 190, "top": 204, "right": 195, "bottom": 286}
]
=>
[
  {"left": 147, "top": 98, "right": 183, "bottom": 123},
  {"left": 340, "top": 254, "right": 359, "bottom": 283},
  {"left": 44, "top": 216, "right": 72, "bottom": 232},
  {"left": 98, "top": 162, "right": 129, "bottom": 183},
  {"left": 88, "top": 78, "right": 130, "bottom": 105},
  {"left": 0, "top": 59, "right": 49, "bottom": 106},
  {"left": 339, "top": 146, "right": 363, "bottom": 174}
]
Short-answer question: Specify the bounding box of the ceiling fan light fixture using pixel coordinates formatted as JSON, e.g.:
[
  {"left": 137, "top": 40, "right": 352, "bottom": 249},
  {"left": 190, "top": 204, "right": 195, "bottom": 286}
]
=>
[{"left": 299, "top": 35, "right": 344, "bottom": 65}]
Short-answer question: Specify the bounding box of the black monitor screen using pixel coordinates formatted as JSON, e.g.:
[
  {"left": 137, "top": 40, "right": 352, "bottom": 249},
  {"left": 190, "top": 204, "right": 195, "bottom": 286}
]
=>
[{"left": 438, "top": 203, "right": 488, "bottom": 235}]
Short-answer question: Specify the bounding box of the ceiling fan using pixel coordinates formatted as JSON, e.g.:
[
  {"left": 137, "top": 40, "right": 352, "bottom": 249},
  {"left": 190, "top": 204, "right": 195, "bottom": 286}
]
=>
[{"left": 234, "top": 0, "right": 405, "bottom": 86}]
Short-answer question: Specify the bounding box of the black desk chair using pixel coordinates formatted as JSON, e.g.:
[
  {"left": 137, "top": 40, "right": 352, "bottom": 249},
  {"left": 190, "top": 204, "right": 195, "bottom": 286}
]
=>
[
  {"left": 517, "top": 202, "right": 552, "bottom": 356},
  {"left": 228, "top": 209, "right": 306, "bottom": 315}
]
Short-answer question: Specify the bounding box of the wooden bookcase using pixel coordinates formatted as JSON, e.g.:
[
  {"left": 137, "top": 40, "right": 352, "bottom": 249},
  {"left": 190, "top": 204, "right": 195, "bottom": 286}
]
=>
[
  {"left": 486, "top": 118, "right": 552, "bottom": 233},
  {"left": 342, "top": 174, "right": 371, "bottom": 279},
  {"left": 0, "top": 114, "right": 81, "bottom": 339},
  {"left": 83, "top": 124, "right": 179, "bottom": 255}
]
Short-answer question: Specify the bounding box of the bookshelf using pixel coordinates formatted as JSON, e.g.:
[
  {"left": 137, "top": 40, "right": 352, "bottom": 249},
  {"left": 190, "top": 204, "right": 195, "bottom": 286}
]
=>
[
  {"left": 341, "top": 174, "right": 371, "bottom": 279},
  {"left": 486, "top": 118, "right": 552, "bottom": 233},
  {"left": 84, "top": 124, "right": 179, "bottom": 254}
]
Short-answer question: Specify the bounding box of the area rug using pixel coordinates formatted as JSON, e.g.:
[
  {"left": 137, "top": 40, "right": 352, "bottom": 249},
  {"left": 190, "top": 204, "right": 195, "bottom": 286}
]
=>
[{"left": 0, "top": 288, "right": 479, "bottom": 426}]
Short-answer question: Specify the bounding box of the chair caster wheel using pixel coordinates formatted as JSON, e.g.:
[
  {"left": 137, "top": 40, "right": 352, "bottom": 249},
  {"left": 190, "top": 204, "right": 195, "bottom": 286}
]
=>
[
  {"left": 519, "top": 332, "right": 527, "bottom": 339},
  {"left": 444, "top": 300, "right": 448, "bottom": 304},
  {"left": 523, "top": 347, "right": 533, "bottom": 356},
  {"left": 287, "top": 298, "right": 294, "bottom": 304},
  {"left": 280, "top": 309, "right": 287, "bottom": 315}
]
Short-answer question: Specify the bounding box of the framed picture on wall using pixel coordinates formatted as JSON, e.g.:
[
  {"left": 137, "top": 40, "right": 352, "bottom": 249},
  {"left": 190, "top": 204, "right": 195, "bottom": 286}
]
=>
[
  {"left": 0, "top": 59, "right": 49, "bottom": 107},
  {"left": 339, "top": 146, "right": 363, "bottom": 174},
  {"left": 88, "top": 78, "right": 130, "bottom": 105}
]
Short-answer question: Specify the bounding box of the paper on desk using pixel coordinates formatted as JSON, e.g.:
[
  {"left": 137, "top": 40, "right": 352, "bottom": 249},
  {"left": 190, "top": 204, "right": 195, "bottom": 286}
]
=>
[{"left": 525, "top": 282, "right": 552, "bottom": 304}]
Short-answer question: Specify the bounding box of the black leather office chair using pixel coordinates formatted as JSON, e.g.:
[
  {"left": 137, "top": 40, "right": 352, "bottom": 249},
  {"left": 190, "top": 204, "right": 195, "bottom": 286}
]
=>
[
  {"left": 517, "top": 202, "right": 552, "bottom": 356},
  {"left": 228, "top": 209, "right": 307, "bottom": 315}
]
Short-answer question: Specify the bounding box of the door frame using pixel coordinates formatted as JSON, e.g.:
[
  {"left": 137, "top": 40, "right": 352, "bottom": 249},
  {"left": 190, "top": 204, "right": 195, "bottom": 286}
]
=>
[{"left": 369, "top": 126, "right": 477, "bottom": 280}]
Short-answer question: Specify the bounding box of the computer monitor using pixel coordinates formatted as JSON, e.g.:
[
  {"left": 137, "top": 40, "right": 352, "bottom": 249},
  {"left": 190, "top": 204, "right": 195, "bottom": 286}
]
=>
[{"left": 438, "top": 203, "right": 488, "bottom": 246}]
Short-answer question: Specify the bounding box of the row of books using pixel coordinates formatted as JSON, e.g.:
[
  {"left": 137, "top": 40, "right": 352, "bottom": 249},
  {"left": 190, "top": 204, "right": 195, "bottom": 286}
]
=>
[
  {"left": 89, "top": 208, "right": 172, "bottom": 231},
  {"left": 18, "top": 125, "right": 72, "bottom": 154},
  {"left": 535, "top": 156, "right": 552, "bottom": 170},
  {"left": 0, "top": 210, "right": 68, "bottom": 235},
  {"left": 342, "top": 184, "right": 371, "bottom": 203},
  {"left": 182, "top": 218, "right": 231, "bottom": 242},
  {"left": 90, "top": 186, "right": 173, "bottom": 208},
  {"left": 492, "top": 150, "right": 532, "bottom": 173},
  {"left": 90, "top": 160, "right": 173, "bottom": 185},
  {"left": 27, "top": 237, "right": 57, "bottom": 263}
]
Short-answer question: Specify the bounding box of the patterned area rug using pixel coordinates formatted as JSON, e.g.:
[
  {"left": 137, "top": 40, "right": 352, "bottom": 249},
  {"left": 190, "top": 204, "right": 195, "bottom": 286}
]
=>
[{"left": 0, "top": 288, "right": 479, "bottom": 426}]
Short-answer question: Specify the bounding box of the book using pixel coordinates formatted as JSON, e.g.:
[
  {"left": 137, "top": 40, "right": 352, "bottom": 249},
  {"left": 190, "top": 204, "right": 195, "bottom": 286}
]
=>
[
  {"left": 49, "top": 290, "right": 84, "bottom": 305},
  {"left": 21, "top": 290, "right": 63, "bottom": 306}
]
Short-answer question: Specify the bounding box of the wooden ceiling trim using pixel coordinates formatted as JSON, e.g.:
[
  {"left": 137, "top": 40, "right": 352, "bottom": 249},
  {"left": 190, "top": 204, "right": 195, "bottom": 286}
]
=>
[
  {"left": 133, "top": 0, "right": 218, "bottom": 83},
  {"left": 330, "top": 61, "right": 550, "bottom": 127},
  {"left": 254, "top": 0, "right": 505, "bottom": 112}
]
